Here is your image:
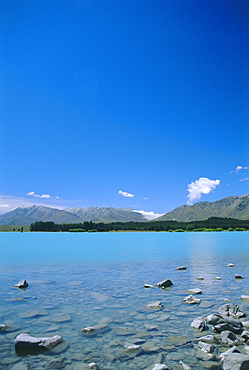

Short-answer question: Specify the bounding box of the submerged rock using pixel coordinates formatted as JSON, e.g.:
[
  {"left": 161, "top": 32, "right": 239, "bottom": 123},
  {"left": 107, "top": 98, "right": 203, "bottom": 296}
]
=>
[
  {"left": 156, "top": 279, "right": 173, "bottom": 289},
  {"left": 82, "top": 324, "right": 110, "bottom": 337},
  {"left": 14, "top": 333, "right": 63, "bottom": 355},
  {"left": 179, "top": 361, "right": 192, "bottom": 370},
  {"left": 218, "top": 303, "right": 246, "bottom": 319},
  {"left": 183, "top": 295, "right": 201, "bottom": 304},
  {"left": 241, "top": 295, "right": 249, "bottom": 302},
  {"left": 13, "top": 280, "right": 29, "bottom": 289}
]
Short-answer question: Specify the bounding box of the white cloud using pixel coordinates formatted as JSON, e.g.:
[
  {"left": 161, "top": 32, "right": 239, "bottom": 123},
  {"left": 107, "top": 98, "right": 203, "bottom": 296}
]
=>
[
  {"left": 27, "top": 191, "right": 59, "bottom": 199},
  {"left": 187, "top": 177, "right": 220, "bottom": 204},
  {"left": 239, "top": 177, "right": 249, "bottom": 182},
  {"left": 0, "top": 204, "right": 9, "bottom": 208},
  {"left": 236, "top": 165, "right": 249, "bottom": 171},
  {"left": 118, "top": 190, "right": 134, "bottom": 198},
  {"left": 133, "top": 210, "right": 163, "bottom": 220}
]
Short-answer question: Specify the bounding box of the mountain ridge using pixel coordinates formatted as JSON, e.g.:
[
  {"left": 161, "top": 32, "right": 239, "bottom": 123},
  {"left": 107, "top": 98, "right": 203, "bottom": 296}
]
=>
[{"left": 0, "top": 194, "right": 248, "bottom": 225}]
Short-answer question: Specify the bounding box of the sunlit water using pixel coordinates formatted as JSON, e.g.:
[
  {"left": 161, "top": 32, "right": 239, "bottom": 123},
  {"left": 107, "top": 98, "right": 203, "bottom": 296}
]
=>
[{"left": 0, "top": 232, "right": 248, "bottom": 369}]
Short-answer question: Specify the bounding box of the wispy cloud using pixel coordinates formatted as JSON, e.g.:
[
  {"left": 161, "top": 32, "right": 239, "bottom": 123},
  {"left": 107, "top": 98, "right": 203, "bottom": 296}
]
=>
[
  {"left": 118, "top": 190, "right": 134, "bottom": 198},
  {"left": 27, "top": 191, "right": 60, "bottom": 199},
  {"left": 187, "top": 177, "right": 220, "bottom": 204}
]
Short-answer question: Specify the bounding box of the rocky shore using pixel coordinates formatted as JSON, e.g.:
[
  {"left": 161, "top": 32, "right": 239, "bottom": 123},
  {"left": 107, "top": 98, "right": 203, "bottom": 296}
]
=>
[{"left": 1, "top": 263, "right": 249, "bottom": 369}]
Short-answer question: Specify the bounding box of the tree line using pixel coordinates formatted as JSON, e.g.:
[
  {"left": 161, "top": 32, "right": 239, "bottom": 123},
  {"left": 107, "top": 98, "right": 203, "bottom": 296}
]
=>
[{"left": 30, "top": 217, "right": 249, "bottom": 232}]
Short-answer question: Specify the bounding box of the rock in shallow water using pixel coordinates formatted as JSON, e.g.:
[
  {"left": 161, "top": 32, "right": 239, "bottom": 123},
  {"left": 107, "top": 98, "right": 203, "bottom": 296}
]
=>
[
  {"left": 156, "top": 279, "right": 173, "bottom": 289},
  {"left": 218, "top": 303, "right": 246, "bottom": 319},
  {"left": 190, "top": 316, "right": 207, "bottom": 331},
  {"left": 14, "top": 279, "right": 29, "bottom": 289},
  {"left": 207, "top": 314, "right": 243, "bottom": 334},
  {"left": 14, "top": 333, "right": 63, "bottom": 355},
  {"left": 182, "top": 295, "right": 201, "bottom": 305}
]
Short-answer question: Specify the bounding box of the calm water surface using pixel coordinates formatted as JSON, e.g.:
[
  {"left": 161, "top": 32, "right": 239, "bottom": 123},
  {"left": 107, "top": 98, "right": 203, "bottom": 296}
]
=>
[{"left": 0, "top": 232, "right": 248, "bottom": 370}]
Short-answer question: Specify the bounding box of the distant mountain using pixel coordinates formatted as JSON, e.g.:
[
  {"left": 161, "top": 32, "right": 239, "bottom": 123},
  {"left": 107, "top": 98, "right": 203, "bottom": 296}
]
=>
[
  {"left": 66, "top": 207, "right": 146, "bottom": 222},
  {"left": 0, "top": 205, "right": 81, "bottom": 225},
  {"left": 0, "top": 205, "right": 147, "bottom": 225},
  {"left": 156, "top": 194, "right": 249, "bottom": 222}
]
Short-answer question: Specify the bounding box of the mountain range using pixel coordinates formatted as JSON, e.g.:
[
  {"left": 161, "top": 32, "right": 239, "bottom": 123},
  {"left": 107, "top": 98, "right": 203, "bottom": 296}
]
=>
[{"left": 0, "top": 194, "right": 248, "bottom": 225}]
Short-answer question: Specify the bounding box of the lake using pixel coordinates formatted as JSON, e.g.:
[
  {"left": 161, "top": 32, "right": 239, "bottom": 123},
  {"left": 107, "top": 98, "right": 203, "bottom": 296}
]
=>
[{"left": 0, "top": 232, "right": 248, "bottom": 369}]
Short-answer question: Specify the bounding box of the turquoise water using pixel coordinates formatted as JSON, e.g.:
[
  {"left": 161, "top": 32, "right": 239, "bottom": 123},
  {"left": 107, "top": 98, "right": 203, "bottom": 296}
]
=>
[{"left": 0, "top": 232, "right": 249, "bottom": 369}]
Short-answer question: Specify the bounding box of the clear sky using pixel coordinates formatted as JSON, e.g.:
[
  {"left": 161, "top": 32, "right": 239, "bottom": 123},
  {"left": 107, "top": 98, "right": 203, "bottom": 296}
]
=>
[{"left": 0, "top": 0, "right": 248, "bottom": 216}]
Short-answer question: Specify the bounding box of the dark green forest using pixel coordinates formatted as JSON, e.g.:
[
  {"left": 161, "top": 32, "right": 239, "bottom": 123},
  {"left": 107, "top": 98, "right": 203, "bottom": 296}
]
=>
[{"left": 30, "top": 217, "right": 249, "bottom": 232}]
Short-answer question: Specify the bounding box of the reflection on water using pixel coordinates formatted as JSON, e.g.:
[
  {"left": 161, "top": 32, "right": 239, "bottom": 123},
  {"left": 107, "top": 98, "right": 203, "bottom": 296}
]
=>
[{"left": 0, "top": 232, "right": 248, "bottom": 369}]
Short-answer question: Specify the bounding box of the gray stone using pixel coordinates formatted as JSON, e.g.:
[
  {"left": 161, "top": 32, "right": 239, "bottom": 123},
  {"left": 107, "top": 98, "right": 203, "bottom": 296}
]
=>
[
  {"left": 14, "top": 333, "right": 63, "bottom": 355},
  {"left": 116, "top": 345, "right": 142, "bottom": 361},
  {"left": 198, "top": 341, "right": 216, "bottom": 353},
  {"left": 219, "top": 346, "right": 241, "bottom": 361},
  {"left": 88, "top": 363, "right": 99, "bottom": 370},
  {"left": 82, "top": 324, "right": 110, "bottom": 336},
  {"left": 147, "top": 365, "right": 169, "bottom": 370},
  {"left": 220, "top": 330, "right": 241, "bottom": 346},
  {"left": 156, "top": 279, "right": 173, "bottom": 288},
  {"left": 145, "top": 301, "right": 164, "bottom": 310},
  {"left": 227, "top": 263, "right": 234, "bottom": 267},
  {"left": 195, "top": 335, "right": 215, "bottom": 343},
  {"left": 142, "top": 341, "right": 160, "bottom": 353},
  {"left": 190, "top": 316, "right": 207, "bottom": 331},
  {"left": 222, "top": 353, "right": 249, "bottom": 370},
  {"left": 242, "top": 321, "right": 249, "bottom": 328},
  {"left": 188, "top": 288, "right": 202, "bottom": 294},
  {"left": 0, "top": 324, "right": 8, "bottom": 331},
  {"left": 218, "top": 303, "right": 246, "bottom": 319},
  {"left": 183, "top": 295, "right": 201, "bottom": 304},
  {"left": 113, "top": 326, "right": 135, "bottom": 336},
  {"left": 13, "top": 280, "right": 29, "bottom": 289},
  {"left": 207, "top": 314, "right": 243, "bottom": 334}
]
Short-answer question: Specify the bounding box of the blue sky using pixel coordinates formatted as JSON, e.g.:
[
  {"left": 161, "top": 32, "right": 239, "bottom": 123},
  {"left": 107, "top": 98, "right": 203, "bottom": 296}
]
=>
[{"left": 0, "top": 0, "right": 248, "bottom": 216}]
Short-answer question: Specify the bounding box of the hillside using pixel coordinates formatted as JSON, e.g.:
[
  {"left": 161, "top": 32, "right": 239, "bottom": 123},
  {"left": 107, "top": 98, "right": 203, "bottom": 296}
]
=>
[
  {"left": 0, "top": 205, "right": 146, "bottom": 225},
  {"left": 156, "top": 194, "right": 249, "bottom": 222}
]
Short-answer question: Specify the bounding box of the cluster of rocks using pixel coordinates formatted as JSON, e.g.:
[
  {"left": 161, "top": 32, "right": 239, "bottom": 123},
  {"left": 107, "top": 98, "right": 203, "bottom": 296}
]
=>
[{"left": 190, "top": 303, "right": 249, "bottom": 369}]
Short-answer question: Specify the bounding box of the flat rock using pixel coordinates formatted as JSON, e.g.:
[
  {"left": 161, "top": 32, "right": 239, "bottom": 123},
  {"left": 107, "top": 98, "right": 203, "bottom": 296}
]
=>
[
  {"left": 146, "top": 364, "right": 169, "bottom": 370},
  {"left": 175, "top": 266, "right": 187, "bottom": 270},
  {"left": 142, "top": 341, "right": 160, "bottom": 353},
  {"left": 168, "top": 335, "right": 190, "bottom": 346},
  {"left": 194, "top": 334, "right": 215, "bottom": 343},
  {"left": 218, "top": 303, "right": 246, "bottom": 319},
  {"left": 52, "top": 314, "right": 71, "bottom": 323},
  {"left": 113, "top": 327, "right": 135, "bottom": 336},
  {"left": 145, "top": 301, "right": 164, "bottom": 310},
  {"left": 222, "top": 353, "right": 249, "bottom": 370},
  {"left": 14, "top": 333, "right": 63, "bottom": 355},
  {"left": 188, "top": 288, "right": 202, "bottom": 294},
  {"left": 82, "top": 324, "right": 110, "bottom": 336},
  {"left": 219, "top": 346, "right": 241, "bottom": 360},
  {"left": 19, "top": 308, "right": 48, "bottom": 318}
]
